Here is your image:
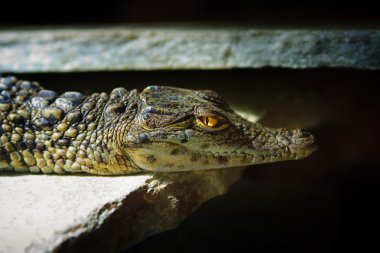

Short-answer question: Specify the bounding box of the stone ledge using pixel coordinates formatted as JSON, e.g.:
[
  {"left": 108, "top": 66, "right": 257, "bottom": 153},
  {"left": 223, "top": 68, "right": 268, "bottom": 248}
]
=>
[
  {"left": 0, "top": 27, "right": 379, "bottom": 72},
  {"left": 0, "top": 169, "right": 242, "bottom": 253}
]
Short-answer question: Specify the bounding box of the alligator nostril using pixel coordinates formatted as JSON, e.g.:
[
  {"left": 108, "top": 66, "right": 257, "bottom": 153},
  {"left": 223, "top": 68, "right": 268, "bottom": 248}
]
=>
[
  {"left": 292, "top": 129, "right": 313, "bottom": 139},
  {"left": 288, "top": 128, "right": 317, "bottom": 157},
  {"left": 292, "top": 129, "right": 304, "bottom": 138}
]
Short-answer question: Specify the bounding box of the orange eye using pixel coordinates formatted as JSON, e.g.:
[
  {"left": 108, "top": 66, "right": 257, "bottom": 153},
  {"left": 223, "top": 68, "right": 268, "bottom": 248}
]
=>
[
  {"left": 196, "top": 115, "right": 229, "bottom": 131},
  {"left": 201, "top": 116, "right": 218, "bottom": 127}
]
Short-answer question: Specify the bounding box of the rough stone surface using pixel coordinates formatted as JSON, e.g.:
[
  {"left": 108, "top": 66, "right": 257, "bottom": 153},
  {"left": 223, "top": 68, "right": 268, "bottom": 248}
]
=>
[
  {"left": 0, "top": 169, "right": 243, "bottom": 253},
  {"left": 0, "top": 27, "right": 379, "bottom": 72}
]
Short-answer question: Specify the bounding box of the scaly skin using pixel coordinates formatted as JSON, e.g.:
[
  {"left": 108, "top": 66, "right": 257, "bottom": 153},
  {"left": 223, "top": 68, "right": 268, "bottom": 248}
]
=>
[{"left": 0, "top": 76, "right": 317, "bottom": 175}]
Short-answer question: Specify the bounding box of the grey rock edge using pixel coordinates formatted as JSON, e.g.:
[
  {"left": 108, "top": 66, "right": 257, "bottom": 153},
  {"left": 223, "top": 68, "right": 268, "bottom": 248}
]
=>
[
  {"left": 0, "top": 27, "right": 379, "bottom": 72},
  {"left": 0, "top": 168, "right": 243, "bottom": 253}
]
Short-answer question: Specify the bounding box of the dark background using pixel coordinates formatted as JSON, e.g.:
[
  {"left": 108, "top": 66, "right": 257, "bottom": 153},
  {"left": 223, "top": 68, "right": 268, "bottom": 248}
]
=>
[
  {"left": 1, "top": 1, "right": 380, "bottom": 253},
  {"left": 0, "top": 0, "right": 380, "bottom": 28}
]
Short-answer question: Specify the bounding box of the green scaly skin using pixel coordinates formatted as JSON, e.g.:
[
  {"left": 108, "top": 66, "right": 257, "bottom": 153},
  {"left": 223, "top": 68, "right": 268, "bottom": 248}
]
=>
[{"left": 0, "top": 76, "right": 317, "bottom": 175}]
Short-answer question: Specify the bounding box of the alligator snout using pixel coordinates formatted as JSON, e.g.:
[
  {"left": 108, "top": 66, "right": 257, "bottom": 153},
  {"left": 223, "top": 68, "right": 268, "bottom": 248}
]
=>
[{"left": 288, "top": 129, "right": 318, "bottom": 159}]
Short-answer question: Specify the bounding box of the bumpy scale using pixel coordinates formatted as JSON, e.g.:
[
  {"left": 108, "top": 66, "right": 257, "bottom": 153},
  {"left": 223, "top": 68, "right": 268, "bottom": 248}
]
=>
[{"left": 0, "top": 76, "right": 317, "bottom": 175}]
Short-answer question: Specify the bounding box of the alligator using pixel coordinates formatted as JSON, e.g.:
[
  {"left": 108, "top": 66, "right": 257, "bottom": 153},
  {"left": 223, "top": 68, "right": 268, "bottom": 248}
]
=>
[{"left": 0, "top": 76, "right": 317, "bottom": 175}]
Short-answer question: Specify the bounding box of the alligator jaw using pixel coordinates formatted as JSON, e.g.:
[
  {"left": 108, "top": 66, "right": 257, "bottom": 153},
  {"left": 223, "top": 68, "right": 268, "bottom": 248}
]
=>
[
  {"left": 126, "top": 124, "right": 317, "bottom": 172},
  {"left": 238, "top": 126, "right": 318, "bottom": 165},
  {"left": 204, "top": 126, "right": 318, "bottom": 168}
]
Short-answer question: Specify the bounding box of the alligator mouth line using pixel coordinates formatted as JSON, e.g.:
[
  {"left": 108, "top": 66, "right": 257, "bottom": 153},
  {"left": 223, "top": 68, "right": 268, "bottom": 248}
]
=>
[
  {"left": 133, "top": 138, "right": 317, "bottom": 163},
  {"left": 200, "top": 141, "right": 316, "bottom": 164},
  {"left": 191, "top": 149, "right": 301, "bottom": 165}
]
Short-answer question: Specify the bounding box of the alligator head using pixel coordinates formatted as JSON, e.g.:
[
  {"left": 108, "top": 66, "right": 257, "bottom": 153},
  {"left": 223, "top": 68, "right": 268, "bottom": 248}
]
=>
[{"left": 124, "top": 86, "right": 317, "bottom": 172}]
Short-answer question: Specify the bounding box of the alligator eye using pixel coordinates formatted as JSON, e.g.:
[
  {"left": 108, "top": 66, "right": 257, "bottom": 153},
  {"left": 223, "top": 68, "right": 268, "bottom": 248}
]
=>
[{"left": 195, "top": 115, "right": 229, "bottom": 131}]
